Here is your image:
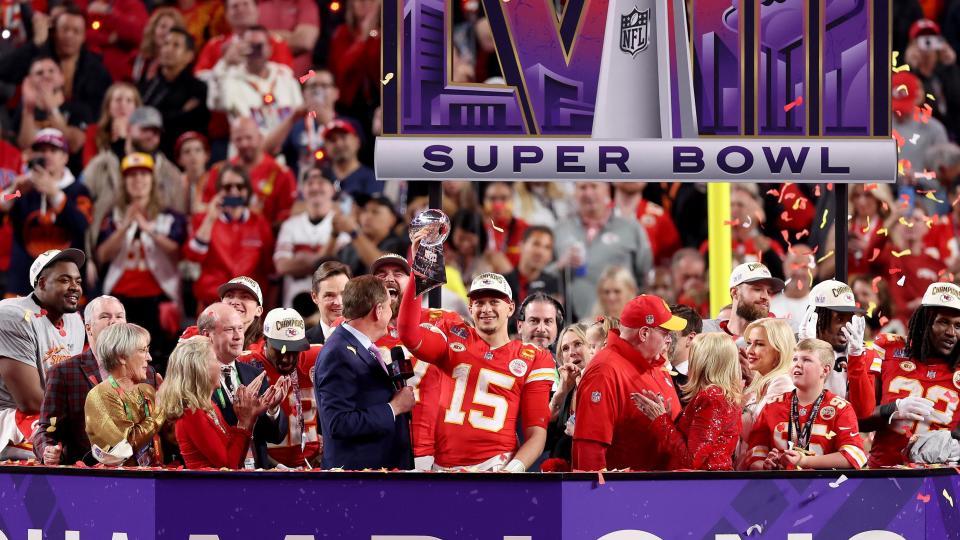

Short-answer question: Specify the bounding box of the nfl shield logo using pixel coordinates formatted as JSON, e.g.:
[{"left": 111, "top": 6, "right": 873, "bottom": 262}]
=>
[{"left": 619, "top": 7, "right": 649, "bottom": 56}]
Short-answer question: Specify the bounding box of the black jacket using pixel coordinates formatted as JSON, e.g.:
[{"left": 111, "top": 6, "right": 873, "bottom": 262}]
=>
[{"left": 214, "top": 360, "right": 288, "bottom": 469}]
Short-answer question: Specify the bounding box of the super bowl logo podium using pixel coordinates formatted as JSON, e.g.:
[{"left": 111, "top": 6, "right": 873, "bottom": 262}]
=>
[{"left": 374, "top": 0, "right": 897, "bottom": 183}]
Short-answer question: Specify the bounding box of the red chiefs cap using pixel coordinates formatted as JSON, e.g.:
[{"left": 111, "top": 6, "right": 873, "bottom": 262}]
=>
[
  {"left": 620, "top": 295, "right": 687, "bottom": 331},
  {"left": 909, "top": 19, "right": 941, "bottom": 41}
]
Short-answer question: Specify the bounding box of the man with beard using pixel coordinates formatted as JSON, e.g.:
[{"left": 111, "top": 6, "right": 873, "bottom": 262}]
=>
[
  {"left": 797, "top": 279, "right": 877, "bottom": 411},
  {"left": 83, "top": 107, "right": 185, "bottom": 230},
  {"left": 849, "top": 282, "right": 960, "bottom": 467},
  {"left": 0, "top": 249, "right": 86, "bottom": 459},
  {"left": 239, "top": 308, "right": 321, "bottom": 468},
  {"left": 370, "top": 253, "right": 463, "bottom": 470},
  {"left": 703, "top": 262, "right": 784, "bottom": 343},
  {"left": 517, "top": 293, "right": 563, "bottom": 353}
]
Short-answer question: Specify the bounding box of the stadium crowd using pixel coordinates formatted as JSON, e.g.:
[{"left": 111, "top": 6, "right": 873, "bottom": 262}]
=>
[{"left": 0, "top": 0, "right": 958, "bottom": 471}]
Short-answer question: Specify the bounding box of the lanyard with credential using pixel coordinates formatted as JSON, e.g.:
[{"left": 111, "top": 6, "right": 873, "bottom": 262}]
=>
[{"left": 107, "top": 375, "right": 162, "bottom": 465}]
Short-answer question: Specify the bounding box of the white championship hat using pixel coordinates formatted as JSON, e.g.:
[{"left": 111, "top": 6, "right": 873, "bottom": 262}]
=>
[
  {"left": 91, "top": 440, "right": 133, "bottom": 466},
  {"left": 728, "top": 262, "right": 785, "bottom": 292},
  {"left": 29, "top": 248, "right": 85, "bottom": 288},
  {"left": 809, "top": 279, "right": 865, "bottom": 313},
  {"left": 468, "top": 272, "right": 513, "bottom": 299},
  {"left": 263, "top": 308, "right": 309, "bottom": 352},
  {"left": 217, "top": 276, "right": 263, "bottom": 305},
  {"left": 921, "top": 282, "right": 960, "bottom": 312}
]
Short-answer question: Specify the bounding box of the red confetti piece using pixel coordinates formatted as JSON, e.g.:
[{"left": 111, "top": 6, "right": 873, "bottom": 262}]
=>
[
  {"left": 826, "top": 183, "right": 833, "bottom": 191},
  {"left": 892, "top": 129, "right": 905, "bottom": 148},
  {"left": 795, "top": 230, "right": 809, "bottom": 240},
  {"left": 36, "top": 309, "right": 47, "bottom": 318},
  {"left": 781, "top": 211, "right": 793, "bottom": 223},
  {"left": 814, "top": 185, "right": 821, "bottom": 197},
  {"left": 917, "top": 493, "right": 931, "bottom": 503},
  {"left": 871, "top": 276, "right": 882, "bottom": 293},
  {"left": 766, "top": 189, "right": 780, "bottom": 197},
  {"left": 298, "top": 69, "right": 316, "bottom": 84},
  {"left": 307, "top": 110, "right": 317, "bottom": 119},
  {"left": 880, "top": 315, "right": 889, "bottom": 326},
  {"left": 868, "top": 248, "right": 881, "bottom": 262},
  {"left": 2, "top": 190, "right": 20, "bottom": 201},
  {"left": 784, "top": 96, "right": 803, "bottom": 112},
  {"left": 781, "top": 230, "right": 790, "bottom": 244},
  {"left": 597, "top": 471, "right": 605, "bottom": 485},
  {"left": 864, "top": 183, "right": 879, "bottom": 191},
  {"left": 889, "top": 268, "right": 902, "bottom": 275},
  {"left": 783, "top": 192, "right": 797, "bottom": 201},
  {"left": 723, "top": 218, "right": 741, "bottom": 226}
]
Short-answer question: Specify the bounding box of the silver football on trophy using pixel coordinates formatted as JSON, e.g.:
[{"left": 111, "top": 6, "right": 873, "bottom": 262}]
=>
[{"left": 409, "top": 209, "right": 450, "bottom": 248}]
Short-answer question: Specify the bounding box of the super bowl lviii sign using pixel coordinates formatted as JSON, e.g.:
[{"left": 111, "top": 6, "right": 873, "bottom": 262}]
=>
[{"left": 374, "top": 0, "right": 897, "bottom": 184}]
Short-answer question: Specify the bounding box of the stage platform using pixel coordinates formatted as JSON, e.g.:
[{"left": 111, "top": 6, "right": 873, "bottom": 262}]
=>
[{"left": 0, "top": 465, "right": 956, "bottom": 539}]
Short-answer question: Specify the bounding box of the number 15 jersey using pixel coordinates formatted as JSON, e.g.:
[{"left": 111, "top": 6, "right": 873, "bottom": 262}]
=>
[{"left": 417, "top": 318, "right": 558, "bottom": 468}]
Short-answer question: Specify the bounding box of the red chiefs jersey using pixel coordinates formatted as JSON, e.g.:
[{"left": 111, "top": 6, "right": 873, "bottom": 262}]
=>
[
  {"left": 635, "top": 199, "right": 680, "bottom": 264},
  {"left": 417, "top": 317, "right": 557, "bottom": 467},
  {"left": 375, "top": 308, "right": 463, "bottom": 458},
  {"left": 745, "top": 390, "right": 867, "bottom": 469},
  {"left": 865, "top": 333, "right": 960, "bottom": 467},
  {"left": 238, "top": 345, "right": 322, "bottom": 467}
]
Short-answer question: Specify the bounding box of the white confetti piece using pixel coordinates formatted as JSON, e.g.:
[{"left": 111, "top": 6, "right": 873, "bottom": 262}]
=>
[
  {"left": 897, "top": 275, "right": 906, "bottom": 287},
  {"left": 829, "top": 474, "right": 848, "bottom": 488},
  {"left": 910, "top": 133, "right": 920, "bottom": 144},
  {"left": 746, "top": 524, "right": 763, "bottom": 536},
  {"left": 793, "top": 515, "right": 814, "bottom": 527},
  {"left": 944, "top": 489, "right": 954, "bottom": 507}
]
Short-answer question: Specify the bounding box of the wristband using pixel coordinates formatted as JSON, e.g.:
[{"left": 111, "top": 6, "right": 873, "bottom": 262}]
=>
[
  {"left": 503, "top": 459, "right": 526, "bottom": 473},
  {"left": 878, "top": 401, "right": 897, "bottom": 424}
]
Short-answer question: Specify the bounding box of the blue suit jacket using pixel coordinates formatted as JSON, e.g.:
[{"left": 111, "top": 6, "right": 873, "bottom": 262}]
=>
[{"left": 314, "top": 325, "right": 411, "bottom": 470}]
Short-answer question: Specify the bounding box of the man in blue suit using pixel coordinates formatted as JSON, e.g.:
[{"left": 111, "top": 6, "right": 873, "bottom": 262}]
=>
[{"left": 315, "top": 275, "right": 414, "bottom": 470}]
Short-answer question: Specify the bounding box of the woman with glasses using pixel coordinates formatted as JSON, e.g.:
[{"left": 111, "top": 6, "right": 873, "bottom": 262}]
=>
[
  {"left": 184, "top": 164, "right": 275, "bottom": 311},
  {"left": 84, "top": 323, "right": 166, "bottom": 466}
]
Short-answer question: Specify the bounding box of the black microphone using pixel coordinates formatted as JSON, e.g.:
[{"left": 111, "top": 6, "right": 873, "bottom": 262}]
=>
[{"left": 389, "top": 347, "right": 413, "bottom": 391}]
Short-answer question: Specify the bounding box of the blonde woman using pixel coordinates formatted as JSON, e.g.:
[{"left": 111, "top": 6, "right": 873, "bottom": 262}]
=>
[
  {"left": 83, "top": 82, "right": 142, "bottom": 166},
  {"left": 585, "top": 316, "right": 620, "bottom": 358},
  {"left": 84, "top": 323, "right": 165, "bottom": 466},
  {"left": 157, "top": 336, "right": 273, "bottom": 469},
  {"left": 633, "top": 333, "right": 743, "bottom": 470},
  {"left": 736, "top": 317, "right": 797, "bottom": 469},
  {"left": 132, "top": 8, "right": 186, "bottom": 84},
  {"left": 591, "top": 267, "right": 638, "bottom": 321}
]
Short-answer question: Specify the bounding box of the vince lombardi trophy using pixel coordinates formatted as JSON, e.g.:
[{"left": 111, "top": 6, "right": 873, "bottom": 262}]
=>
[{"left": 592, "top": 0, "right": 698, "bottom": 139}]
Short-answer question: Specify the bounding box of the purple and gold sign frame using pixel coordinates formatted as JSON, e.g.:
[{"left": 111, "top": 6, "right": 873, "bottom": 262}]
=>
[{"left": 375, "top": 0, "right": 896, "bottom": 183}]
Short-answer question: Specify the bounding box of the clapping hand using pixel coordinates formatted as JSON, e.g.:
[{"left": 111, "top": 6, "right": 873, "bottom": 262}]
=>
[
  {"left": 262, "top": 376, "right": 292, "bottom": 411},
  {"left": 798, "top": 305, "right": 818, "bottom": 341},
  {"left": 842, "top": 315, "right": 866, "bottom": 357},
  {"left": 630, "top": 389, "right": 670, "bottom": 420},
  {"left": 762, "top": 449, "right": 782, "bottom": 470},
  {"left": 779, "top": 449, "right": 806, "bottom": 469}
]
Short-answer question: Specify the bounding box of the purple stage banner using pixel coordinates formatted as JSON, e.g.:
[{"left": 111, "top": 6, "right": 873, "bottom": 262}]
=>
[{"left": 1, "top": 470, "right": 958, "bottom": 539}]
